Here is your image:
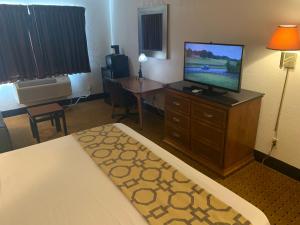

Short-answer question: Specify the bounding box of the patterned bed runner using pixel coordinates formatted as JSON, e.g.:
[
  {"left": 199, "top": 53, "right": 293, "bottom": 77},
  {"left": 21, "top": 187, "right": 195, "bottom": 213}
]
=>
[{"left": 73, "top": 124, "right": 251, "bottom": 225}]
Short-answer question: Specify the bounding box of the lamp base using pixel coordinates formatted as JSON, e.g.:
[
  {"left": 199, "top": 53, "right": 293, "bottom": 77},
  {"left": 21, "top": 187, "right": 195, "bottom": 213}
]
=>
[
  {"left": 280, "top": 52, "right": 297, "bottom": 69},
  {"left": 138, "top": 62, "right": 143, "bottom": 79},
  {"left": 138, "top": 71, "right": 143, "bottom": 79}
]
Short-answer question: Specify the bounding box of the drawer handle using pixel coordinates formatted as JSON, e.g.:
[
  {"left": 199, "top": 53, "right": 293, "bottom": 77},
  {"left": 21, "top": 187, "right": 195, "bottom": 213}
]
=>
[
  {"left": 172, "top": 132, "right": 180, "bottom": 138},
  {"left": 172, "top": 101, "right": 181, "bottom": 106},
  {"left": 172, "top": 117, "right": 180, "bottom": 123},
  {"left": 203, "top": 112, "right": 213, "bottom": 118}
]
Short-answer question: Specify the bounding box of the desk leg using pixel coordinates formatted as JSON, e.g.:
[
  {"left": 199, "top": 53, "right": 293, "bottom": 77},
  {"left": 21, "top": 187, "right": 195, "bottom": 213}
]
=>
[
  {"left": 50, "top": 114, "right": 54, "bottom": 126},
  {"left": 135, "top": 94, "right": 143, "bottom": 129},
  {"left": 29, "top": 117, "right": 36, "bottom": 138}
]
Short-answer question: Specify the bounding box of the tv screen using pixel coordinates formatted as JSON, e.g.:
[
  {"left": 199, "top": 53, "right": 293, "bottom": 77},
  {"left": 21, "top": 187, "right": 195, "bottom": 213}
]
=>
[{"left": 184, "top": 42, "right": 244, "bottom": 92}]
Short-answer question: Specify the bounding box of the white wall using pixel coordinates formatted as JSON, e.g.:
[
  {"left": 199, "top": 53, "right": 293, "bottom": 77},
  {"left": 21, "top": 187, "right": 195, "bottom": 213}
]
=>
[
  {"left": 111, "top": 0, "right": 300, "bottom": 168},
  {"left": 1, "top": 0, "right": 112, "bottom": 97}
]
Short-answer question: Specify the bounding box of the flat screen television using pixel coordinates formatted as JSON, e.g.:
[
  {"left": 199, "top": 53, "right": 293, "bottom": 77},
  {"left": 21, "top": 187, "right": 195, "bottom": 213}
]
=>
[{"left": 184, "top": 42, "right": 244, "bottom": 93}]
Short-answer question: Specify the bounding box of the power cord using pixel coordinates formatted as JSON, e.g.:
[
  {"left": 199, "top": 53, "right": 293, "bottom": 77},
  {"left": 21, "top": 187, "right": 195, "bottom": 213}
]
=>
[{"left": 64, "top": 85, "right": 91, "bottom": 110}]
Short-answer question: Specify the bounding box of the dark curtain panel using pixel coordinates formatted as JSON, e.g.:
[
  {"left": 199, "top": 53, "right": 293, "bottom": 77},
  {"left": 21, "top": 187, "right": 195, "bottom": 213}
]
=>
[
  {"left": 142, "top": 14, "right": 163, "bottom": 51},
  {"left": 0, "top": 5, "right": 37, "bottom": 82},
  {"left": 29, "top": 5, "right": 90, "bottom": 77}
]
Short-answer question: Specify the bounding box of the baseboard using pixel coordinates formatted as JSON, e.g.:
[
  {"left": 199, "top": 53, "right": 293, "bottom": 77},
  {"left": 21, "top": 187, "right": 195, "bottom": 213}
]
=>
[
  {"left": 58, "top": 93, "right": 105, "bottom": 105},
  {"left": 1, "top": 93, "right": 105, "bottom": 118},
  {"left": 254, "top": 150, "right": 300, "bottom": 181},
  {"left": 1, "top": 107, "right": 27, "bottom": 118},
  {"left": 3, "top": 99, "right": 299, "bottom": 180},
  {"left": 144, "top": 103, "right": 300, "bottom": 180}
]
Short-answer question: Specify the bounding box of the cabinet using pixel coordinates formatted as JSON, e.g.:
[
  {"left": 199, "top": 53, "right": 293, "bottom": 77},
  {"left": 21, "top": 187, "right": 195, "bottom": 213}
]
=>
[{"left": 163, "top": 81, "right": 263, "bottom": 177}]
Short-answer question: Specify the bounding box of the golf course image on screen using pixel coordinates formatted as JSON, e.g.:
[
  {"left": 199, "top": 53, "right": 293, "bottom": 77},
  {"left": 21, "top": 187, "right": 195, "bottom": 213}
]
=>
[{"left": 184, "top": 43, "right": 243, "bottom": 91}]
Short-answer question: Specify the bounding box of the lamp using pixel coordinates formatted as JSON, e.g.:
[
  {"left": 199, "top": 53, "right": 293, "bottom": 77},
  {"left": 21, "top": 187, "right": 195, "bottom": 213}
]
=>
[
  {"left": 265, "top": 25, "right": 300, "bottom": 158},
  {"left": 267, "top": 25, "right": 300, "bottom": 68},
  {"left": 138, "top": 53, "right": 148, "bottom": 79}
]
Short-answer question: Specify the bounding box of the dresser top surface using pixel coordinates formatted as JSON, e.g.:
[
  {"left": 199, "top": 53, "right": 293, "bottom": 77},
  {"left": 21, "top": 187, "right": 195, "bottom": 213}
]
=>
[{"left": 167, "top": 81, "right": 264, "bottom": 107}]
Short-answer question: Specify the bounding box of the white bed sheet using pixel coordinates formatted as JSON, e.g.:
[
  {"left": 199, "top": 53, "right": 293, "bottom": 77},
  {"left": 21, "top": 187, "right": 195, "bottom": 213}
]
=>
[{"left": 0, "top": 123, "right": 269, "bottom": 225}]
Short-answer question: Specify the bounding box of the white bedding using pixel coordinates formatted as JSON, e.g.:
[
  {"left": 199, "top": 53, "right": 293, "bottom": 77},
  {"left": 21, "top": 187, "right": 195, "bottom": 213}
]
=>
[{"left": 0, "top": 123, "right": 269, "bottom": 225}]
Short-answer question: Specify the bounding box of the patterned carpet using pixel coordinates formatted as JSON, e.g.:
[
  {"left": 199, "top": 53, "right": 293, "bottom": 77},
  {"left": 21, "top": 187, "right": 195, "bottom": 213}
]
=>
[{"left": 3, "top": 99, "right": 300, "bottom": 225}]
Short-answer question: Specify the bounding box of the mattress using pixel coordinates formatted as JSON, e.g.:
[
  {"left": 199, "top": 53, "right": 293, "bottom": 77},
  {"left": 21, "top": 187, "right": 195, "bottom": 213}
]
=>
[{"left": 0, "top": 123, "right": 269, "bottom": 225}]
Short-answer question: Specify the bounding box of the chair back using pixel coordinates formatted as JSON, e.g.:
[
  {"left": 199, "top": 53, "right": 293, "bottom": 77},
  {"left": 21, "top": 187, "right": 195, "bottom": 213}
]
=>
[{"left": 106, "top": 79, "right": 127, "bottom": 106}]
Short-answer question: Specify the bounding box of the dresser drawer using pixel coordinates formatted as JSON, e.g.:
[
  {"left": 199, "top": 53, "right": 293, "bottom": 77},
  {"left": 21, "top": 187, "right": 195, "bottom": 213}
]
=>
[
  {"left": 191, "top": 120, "right": 224, "bottom": 151},
  {"left": 191, "top": 138, "right": 223, "bottom": 166},
  {"left": 165, "top": 124, "right": 189, "bottom": 147},
  {"left": 165, "top": 110, "right": 189, "bottom": 130},
  {"left": 191, "top": 102, "right": 227, "bottom": 129},
  {"left": 166, "top": 92, "right": 190, "bottom": 115}
]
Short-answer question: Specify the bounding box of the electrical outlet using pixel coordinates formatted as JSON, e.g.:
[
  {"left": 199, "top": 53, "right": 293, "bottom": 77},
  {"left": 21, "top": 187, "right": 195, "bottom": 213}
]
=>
[
  {"left": 272, "top": 137, "right": 279, "bottom": 142},
  {"left": 87, "top": 85, "right": 92, "bottom": 94},
  {"left": 272, "top": 137, "right": 279, "bottom": 146}
]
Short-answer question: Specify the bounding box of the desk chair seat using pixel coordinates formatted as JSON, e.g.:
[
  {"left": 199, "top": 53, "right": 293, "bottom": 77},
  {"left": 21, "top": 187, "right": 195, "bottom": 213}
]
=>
[{"left": 106, "top": 79, "right": 137, "bottom": 122}]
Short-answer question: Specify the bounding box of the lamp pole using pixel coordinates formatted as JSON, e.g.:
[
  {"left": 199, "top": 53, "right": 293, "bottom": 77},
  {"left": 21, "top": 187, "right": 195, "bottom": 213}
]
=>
[
  {"left": 274, "top": 68, "right": 290, "bottom": 135},
  {"left": 263, "top": 68, "right": 290, "bottom": 164}
]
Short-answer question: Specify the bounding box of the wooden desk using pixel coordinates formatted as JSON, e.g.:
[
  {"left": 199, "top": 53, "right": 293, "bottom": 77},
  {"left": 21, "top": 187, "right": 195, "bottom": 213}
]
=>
[{"left": 117, "top": 77, "right": 164, "bottom": 129}]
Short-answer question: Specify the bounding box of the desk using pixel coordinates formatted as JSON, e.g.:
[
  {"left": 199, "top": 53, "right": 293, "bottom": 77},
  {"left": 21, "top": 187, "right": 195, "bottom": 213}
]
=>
[{"left": 117, "top": 77, "right": 164, "bottom": 129}]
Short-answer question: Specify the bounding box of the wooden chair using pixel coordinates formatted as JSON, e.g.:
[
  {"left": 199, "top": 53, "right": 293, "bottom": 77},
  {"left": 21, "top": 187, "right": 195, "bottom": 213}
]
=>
[{"left": 106, "top": 79, "right": 137, "bottom": 122}]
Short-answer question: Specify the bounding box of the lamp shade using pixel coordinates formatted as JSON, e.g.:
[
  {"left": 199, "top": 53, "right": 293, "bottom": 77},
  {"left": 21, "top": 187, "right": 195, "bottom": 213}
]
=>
[
  {"left": 267, "top": 25, "right": 300, "bottom": 51},
  {"left": 138, "top": 53, "right": 148, "bottom": 63}
]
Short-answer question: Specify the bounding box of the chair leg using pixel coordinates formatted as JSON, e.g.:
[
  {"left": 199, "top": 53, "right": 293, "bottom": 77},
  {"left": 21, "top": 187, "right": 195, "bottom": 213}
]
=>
[
  {"left": 62, "top": 113, "right": 68, "bottom": 135},
  {"left": 29, "top": 118, "right": 36, "bottom": 138},
  {"left": 50, "top": 114, "right": 54, "bottom": 126},
  {"left": 54, "top": 114, "right": 62, "bottom": 132},
  {"left": 32, "top": 118, "right": 40, "bottom": 143}
]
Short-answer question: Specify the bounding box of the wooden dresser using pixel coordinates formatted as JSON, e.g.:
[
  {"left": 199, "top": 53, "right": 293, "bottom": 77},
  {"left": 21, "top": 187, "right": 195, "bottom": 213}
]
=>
[{"left": 164, "top": 81, "right": 264, "bottom": 177}]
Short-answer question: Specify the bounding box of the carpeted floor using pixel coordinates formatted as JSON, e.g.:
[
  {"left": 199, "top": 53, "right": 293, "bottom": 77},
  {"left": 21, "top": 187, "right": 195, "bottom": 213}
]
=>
[{"left": 3, "top": 99, "right": 300, "bottom": 225}]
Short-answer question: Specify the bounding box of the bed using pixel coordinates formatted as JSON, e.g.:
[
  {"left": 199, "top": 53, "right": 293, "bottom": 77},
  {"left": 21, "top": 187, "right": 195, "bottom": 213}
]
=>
[{"left": 0, "top": 123, "right": 269, "bottom": 225}]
